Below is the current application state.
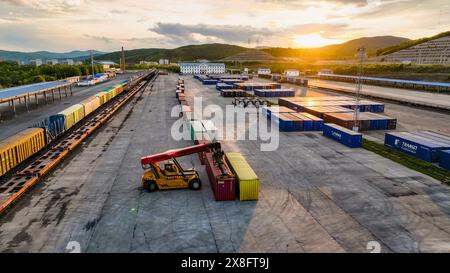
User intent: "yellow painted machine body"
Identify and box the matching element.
[0,128,45,177]
[142,160,199,190]
[225,152,259,201]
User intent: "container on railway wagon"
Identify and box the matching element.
[216,83,233,91]
[225,152,259,201]
[80,96,102,116]
[304,106,353,118]
[439,150,450,170]
[254,88,295,97]
[0,128,46,177]
[95,92,109,105]
[33,115,66,143]
[202,79,218,85]
[323,123,362,148]
[56,104,85,131]
[384,132,450,162]
[205,152,236,201]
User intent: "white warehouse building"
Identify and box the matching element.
[180,63,226,74]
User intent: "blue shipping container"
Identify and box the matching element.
[439,150,450,170]
[323,123,362,148]
[272,113,294,132]
[384,132,450,162]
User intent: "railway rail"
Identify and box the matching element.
[0,70,157,215]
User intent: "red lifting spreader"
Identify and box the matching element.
[141,142,223,168]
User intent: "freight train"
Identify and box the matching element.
[0,80,129,177]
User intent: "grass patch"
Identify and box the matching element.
[362,138,450,184]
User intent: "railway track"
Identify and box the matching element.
[0,70,158,215]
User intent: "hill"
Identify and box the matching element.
[376,31,450,56]
[95,44,248,63]
[94,36,410,63]
[262,36,410,60]
[222,49,275,62]
[0,50,105,62]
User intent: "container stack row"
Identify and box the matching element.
[220,89,247,97]
[279,97,385,113]
[234,82,281,91]
[254,88,295,97]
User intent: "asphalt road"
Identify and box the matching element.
[0,74,449,253]
[308,79,450,111]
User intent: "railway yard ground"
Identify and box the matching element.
[0,74,450,253]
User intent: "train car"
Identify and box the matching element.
[80,95,102,116]
[33,115,66,144]
[0,128,46,177]
[96,92,109,105]
[55,104,85,131]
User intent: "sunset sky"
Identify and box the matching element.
[0,0,449,52]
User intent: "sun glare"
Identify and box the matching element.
[293,33,343,48]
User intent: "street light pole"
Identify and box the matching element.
[353,47,365,132]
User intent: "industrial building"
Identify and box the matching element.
[46,59,58,65]
[29,59,43,66]
[159,59,170,65]
[257,68,271,75]
[383,35,450,64]
[284,69,300,77]
[180,62,226,74]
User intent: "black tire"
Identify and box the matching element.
[189,178,202,190]
[143,180,157,192]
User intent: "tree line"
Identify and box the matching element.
[0,61,105,89]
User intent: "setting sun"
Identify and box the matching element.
[293,33,344,48]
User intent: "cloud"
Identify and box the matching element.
[148,22,350,46]
[2,0,84,12]
[149,22,273,45]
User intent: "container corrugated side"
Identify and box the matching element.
[439,150,450,170]
[323,123,362,148]
[205,153,235,201]
[384,132,450,162]
[58,104,85,130]
[225,152,259,201]
[80,96,101,116]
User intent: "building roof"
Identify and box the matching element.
[180,63,225,67]
[0,80,70,101]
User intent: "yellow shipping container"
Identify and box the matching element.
[59,104,85,130]
[225,152,259,201]
[80,96,101,116]
[96,92,109,105]
[0,128,45,176]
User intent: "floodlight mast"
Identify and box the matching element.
[353,47,365,132]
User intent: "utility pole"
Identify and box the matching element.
[121,46,126,73]
[90,50,94,77]
[353,47,365,132]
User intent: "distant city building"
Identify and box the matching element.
[257,68,271,75]
[139,61,158,65]
[180,63,226,74]
[61,59,74,65]
[383,35,450,64]
[159,59,170,65]
[284,69,300,77]
[29,59,43,66]
[46,59,58,65]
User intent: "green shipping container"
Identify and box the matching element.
[225,152,259,201]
